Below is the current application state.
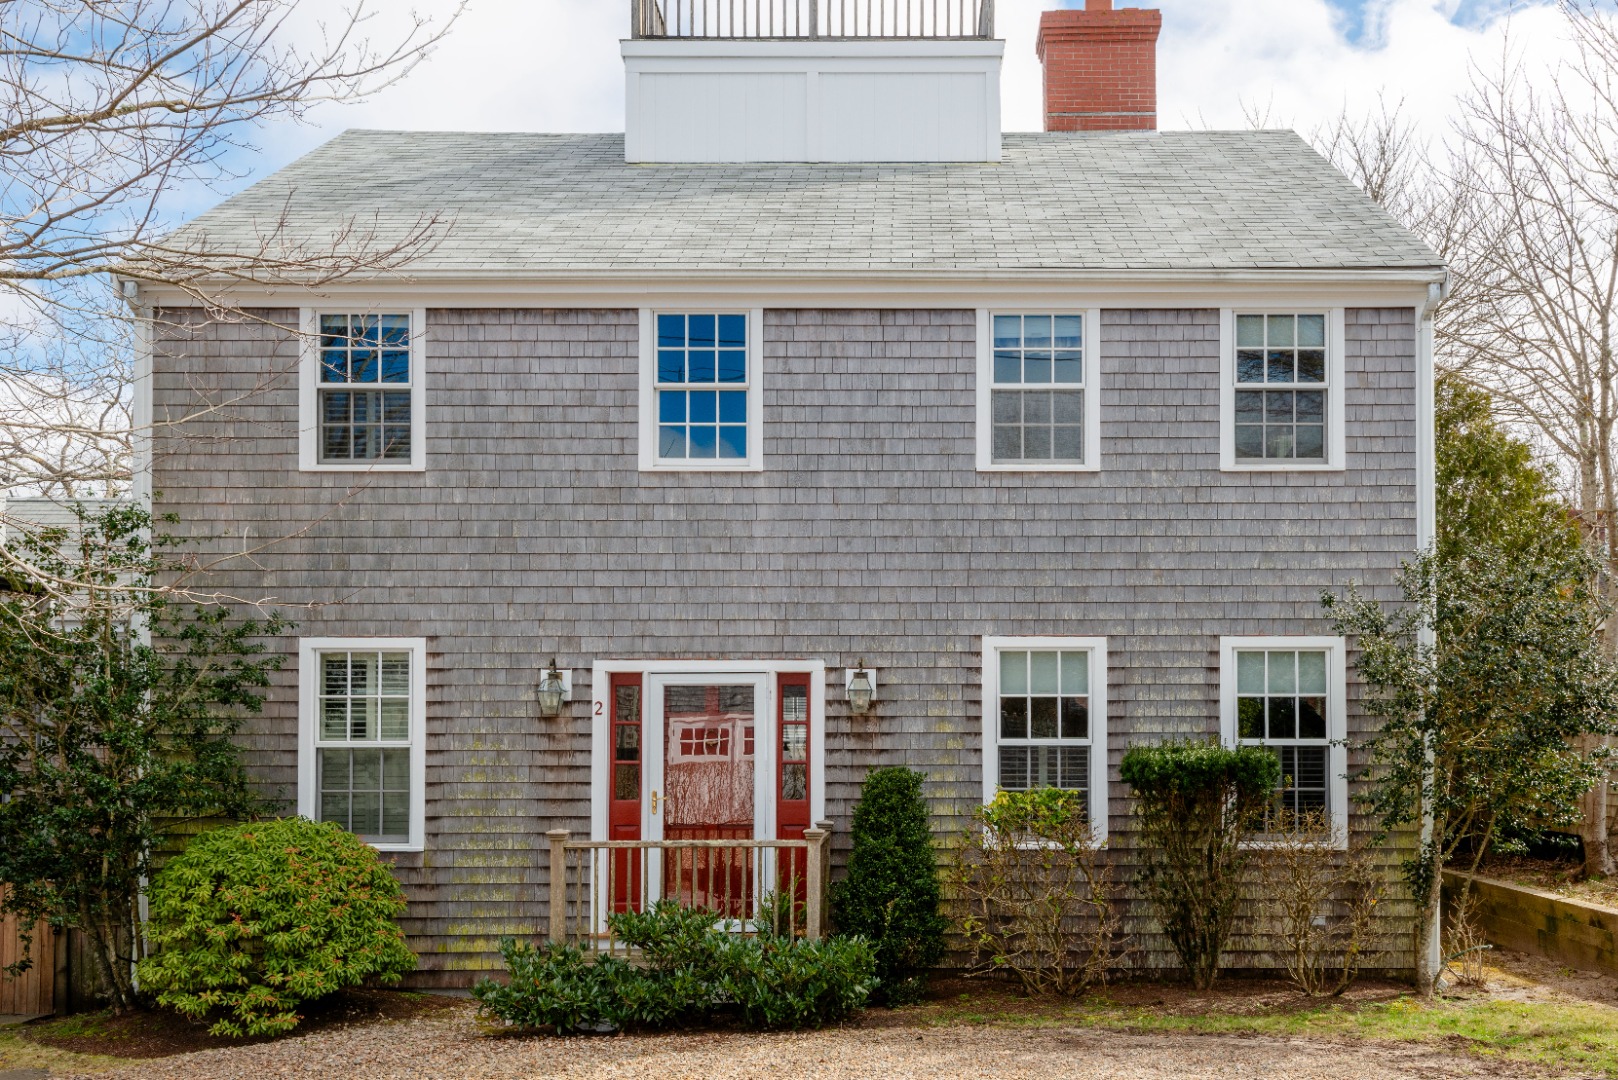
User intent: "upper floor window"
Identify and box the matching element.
[297,637,426,851]
[1222,310,1344,472]
[981,636,1109,842]
[1219,636,1347,845]
[639,310,762,472]
[977,310,1100,472]
[299,309,426,472]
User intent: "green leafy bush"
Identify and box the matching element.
[473,900,877,1033]
[830,767,946,1005]
[719,936,878,1030]
[951,788,1117,996]
[137,817,416,1036]
[1119,741,1280,989]
[472,942,645,1033]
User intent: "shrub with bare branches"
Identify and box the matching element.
[950,788,1117,997]
[1442,886,1492,989]
[1255,811,1390,997]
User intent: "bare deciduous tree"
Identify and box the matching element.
[1435,0,1618,875]
[0,0,458,512]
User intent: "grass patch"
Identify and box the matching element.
[0,1024,122,1075]
[913,985,1618,1077]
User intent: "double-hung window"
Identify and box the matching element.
[299,309,426,471]
[1220,636,1347,844]
[298,638,426,851]
[1222,310,1344,471]
[640,310,762,471]
[977,311,1101,471]
[981,637,1109,841]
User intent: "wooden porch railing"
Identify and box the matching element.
[546,825,832,954]
[631,0,995,39]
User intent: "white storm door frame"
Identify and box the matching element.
[643,670,775,838]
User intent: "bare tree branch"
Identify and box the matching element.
[0,0,460,502]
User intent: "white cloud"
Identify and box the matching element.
[242,1,1574,191]
[1147,0,1572,136]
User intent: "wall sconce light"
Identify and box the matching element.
[845,661,876,715]
[537,658,572,719]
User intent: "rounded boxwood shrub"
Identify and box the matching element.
[137,817,416,1036]
[830,767,946,1005]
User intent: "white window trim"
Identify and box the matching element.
[1218,635,1349,849]
[1218,308,1346,473]
[298,308,428,473]
[297,637,428,853]
[975,309,1102,473]
[980,636,1109,844]
[638,308,765,473]
[588,658,826,843]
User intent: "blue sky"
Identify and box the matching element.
[1323,0,1541,43]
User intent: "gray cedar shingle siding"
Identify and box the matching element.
[150,305,1418,982]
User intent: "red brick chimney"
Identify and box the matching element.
[1036,1,1163,133]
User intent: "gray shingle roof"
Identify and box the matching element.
[170,130,1442,276]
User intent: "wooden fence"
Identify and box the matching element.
[0,887,55,1017]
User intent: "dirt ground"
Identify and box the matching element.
[28,1010,1537,1080]
[3,950,1612,1080]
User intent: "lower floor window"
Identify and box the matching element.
[1269,745,1328,821]
[1222,637,1346,842]
[299,638,426,851]
[998,744,1090,793]
[319,748,412,842]
[982,637,1109,841]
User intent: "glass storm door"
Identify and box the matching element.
[644,675,769,918]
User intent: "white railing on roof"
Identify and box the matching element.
[630,0,995,39]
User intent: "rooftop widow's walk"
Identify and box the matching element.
[630,0,995,39]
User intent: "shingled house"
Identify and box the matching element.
[134,0,1447,984]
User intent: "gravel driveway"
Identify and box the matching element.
[54,1004,1527,1080]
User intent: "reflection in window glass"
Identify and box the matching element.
[656,313,748,461]
[990,314,1085,464]
[996,649,1091,800]
[315,649,413,844]
[1235,649,1330,826]
[1233,313,1326,461]
[318,314,413,462]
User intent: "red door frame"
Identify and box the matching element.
[599,668,816,914]
[776,673,812,905]
[607,672,642,912]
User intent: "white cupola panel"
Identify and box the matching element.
[623,40,1004,164]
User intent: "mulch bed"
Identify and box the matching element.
[855,974,1412,1028]
[17,987,461,1060]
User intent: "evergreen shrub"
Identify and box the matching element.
[829,767,946,1005]
[138,817,416,1036]
[473,900,876,1033]
[1119,740,1279,989]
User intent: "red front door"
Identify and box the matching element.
[605,670,814,919]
